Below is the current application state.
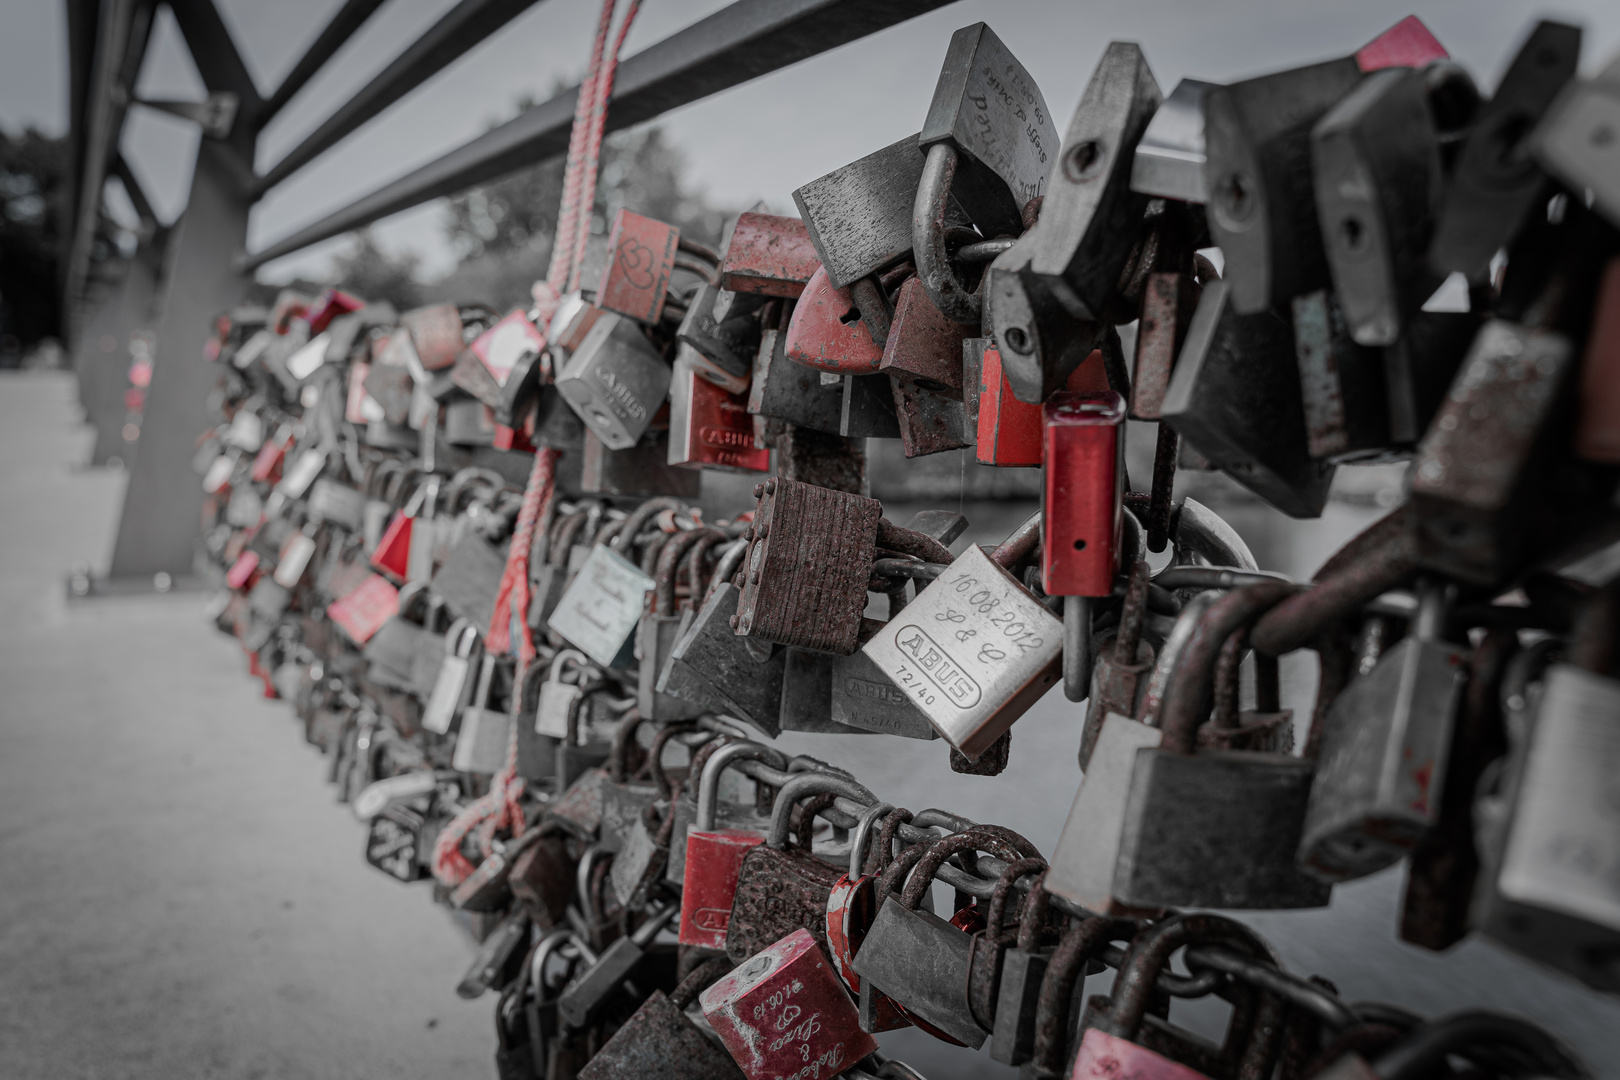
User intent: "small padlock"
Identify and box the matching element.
[675,285,765,389]
[326,572,399,646]
[977,345,1109,467]
[667,736,782,887]
[555,312,672,451]
[658,583,787,737]
[749,311,846,436]
[964,857,1050,1043]
[1197,627,1294,754]
[637,528,722,722]
[1300,581,1464,882]
[724,772,877,963]
[535,650,590,740]
[699,927,880,1080]
[610,722,702,906]
[548,540,657,668]
[665,354,770,473]
[678,745,784,950]
[451,654,511,774]
[1019,915,1141,1077]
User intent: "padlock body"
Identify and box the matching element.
[676,286,761,381]
[599,778,663,855]
[548,544,656,667]
[720,212,821,297]
[862,545,1063,759]
[1301,636,1464,881]
[852,900,986,1049]
[636,612,706,721]
[793,134,933,288]
[680,830,766,949]
[1291,290,1393,462]
[577,989,744,1080]
[452,705,511,774]
[1042,391,1125,597]
[535,680,582,740]
[327,573,399,645]
[725,845,845,963]
[892,379,972,459]
[556,313,672,450]
[989,946,1052,1065]
[469,308,544,386]
[580,429,702,499]
[830,650,939,740]
[666,357,769,472]
[1071,1027,1211,1080]
[700,928,877,1080]
[880,277,969,398]
[749,326,844,435]
[783,265,885,374]
[597,209,678,324]
[401,303,464,370]
[660,584,786,738]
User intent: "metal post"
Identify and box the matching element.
[105,136,252,581]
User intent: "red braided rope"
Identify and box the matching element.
[546,0,616,293]
[565,0,644,293]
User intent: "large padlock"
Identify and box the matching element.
[579,427,702,499]
[719,211,821,298]
[1290,289,1394,463]
[985,42,1160,403]
[1474,584,1620,994]
[555,311,672,451]
[912,22,1057,326]
[734,476,882,656]
[977,345,1109,467]
[1162,277,1336,518]
[724,772,876,963]
[667,737,782,887]
[677,745,785,950]
[577,956,745,1080]
[749,310,846,436]
[699,927,879,1080]
[861,543,1063,760]
[1300,581,1464,882]
[1109,583,1332,910]
[548,537,657,668]
[666,353,769,473]
[852,828,1033,1048]
[1430,20,1583,278]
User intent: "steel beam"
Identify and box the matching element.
[253,0,546,193]
[262,0,390,122]
[166,0,265,116]
[242,0,958,268]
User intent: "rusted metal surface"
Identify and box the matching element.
[667,359,770,473]
[966,857,1046,1030]
[1147,422,1179,553]
[1576,258,1620,463]
[783,264,886,374]
[724,842,846,963]
[950,729,1011,775]
[734,477,881,655]
[793,133,933,289]
[720,211,821,298]
[1080,561,1154,768]
[400,302,462,370]
[1250,513,1416,657]
[880,277,970,397]
[891,377,972,458]
[1043,391,1126,598]
[596,209,679,325]
[875,518,954,565]
[1133,272,1196,420]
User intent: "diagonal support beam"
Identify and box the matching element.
[166,0,266,121]
[241,0,960,271]
[253,0,547,194]
[261,0,390,123]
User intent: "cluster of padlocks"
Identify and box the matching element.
[190,11,1618,1080]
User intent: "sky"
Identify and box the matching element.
[4,0,1619,286]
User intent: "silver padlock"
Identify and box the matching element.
[554,311,672,451]
[536,650,591,741]
[422,621,480,735]
[547,540,657,668]
[452,655,510,774]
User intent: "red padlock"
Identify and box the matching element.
[784,264,885,374]
[721,212,822,298]
[249,427,292,483]
[1042,391,1127,598]
[469,308,545,386]
[597,208,679,325]
[327,573,399,645]
[977,347,1109,466]
[699,927,878,1080]
[225,550,260,591]
[824,802,895,995]
[668,355,771,473]
[370,511,412,581]
[681,829,766,950]
[306,288,362,334]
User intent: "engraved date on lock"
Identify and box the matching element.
[937,572,1047,656]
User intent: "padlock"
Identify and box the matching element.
[861,543,1063,759]
[1311,66,1444,348]
[964,857,1049,1041]
[596,711,662,854]
[977,345,1109,467]
[401,302,464,371]
[1079,561,1155,769]
[1300,582,1464,882]
[1110,583,1332,910]
[829,645,940,741]
[779,648,867,735]
[453,655,513,774]
[556,903,679,1030]
[878,277,969,397]
[431,528,508,635]
[465,307,545,391]
[1070,914,1281,1080]
[724,772,876,963]
[749,310,846,436]
[853,827,1033,1048]
[637,529,721,722]
[782,264,886,374]
[1534,45,1620,228]
[1162,277,1336,518]
[307,477,366,534]
[912,23,1057,325]
[699,927,879,1080]
[1290,289,1394,463]
[1132,272,1198,422]
[548,540,657,668]
[555,312,672,451]
[734,476,882,656]
[610,722,702,906]
[889,376,971,459]
[1474,584,1620,994]
[1574,258,1620,464]
[668,737,784,888]
[824,801,897,998]
[720,211,821,298]
[529,507,587,632]
[1018,916,1142,1077]
[678,747,784,951]
[840,371,903,439]
[676,285,765,389]
[666,354,769,472]
[1430,20,1583,278]
[597,208,680,325]
[1129,78,1216,203]
[577,956,745,1080]
[535,650,591,740]
[658,583,786,737]
[579,428,702,499]
[1198,627,1294,754]
[326,572,399,646]
[985,42,1159,403]
[273,524,319,588]
[1308,1009,1590,1080]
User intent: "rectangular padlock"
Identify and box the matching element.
[401,303,464,371]
[1291,289,1393,462]
[841,372,902,440]
[879,277,969,399]
[720,211,821,297]
[555,312,672,451]
[977,345,1108,467]
[666,354,770,473]
[468,308,545,387]
[580,428,702,499]
[862,544,1063,759]
[431,531,507,635]
[452,655,510,774]
[778,648,868,735]
[548,543,656,668]
[793,134,935,289]
[596,208,678,325]
[327,574,399,646]
[308,478,366,533]
[677,285,765,388]
[829,647,938,740]
[1162,278,1336,518]
[659,584,785,738]
[734,476,882,655]
[891,378,971,458]
[749,322,845,435]
[1042,391,1126,599]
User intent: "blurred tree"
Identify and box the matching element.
[0,128,73,354]
[328,228,422,312]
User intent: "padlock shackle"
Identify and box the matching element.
[1014,872,1052,952]
[607,709,654,783]
[899,827,1032,910]
[766,773,877,849]
[704,538,749,608]
[984,857,1047,938]
[1138,589,1220,724]
[875,518,955,565]
[1171,497,1258,571]
[549,509,590,567]
[1094,913,1277,1042]
[1181,945,1357,1030]
[912,141,983,326]
[1371,1010,1591,1080]
[988,510,1043,571]
[846,801,897,877]
[654,527,713,616]
[696,740,788,831]
[611,497,686,554]
[647,721,704,801]
[684,528,729,609]
[1029,916,1142,1076]
[444,618,478,657]
[1159,581,1302,753]
[528,927,586,1005]
[1250,505,1417,657]
[628,901,679,947]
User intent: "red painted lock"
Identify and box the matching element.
[1042,391,1127,598]
[824,802,895,995]
[400,303,463,371]
[784,264,885,374]
[470,308,545,386]
[327,573,399,645]
[249,427,292,483]
[226,550,260,591]
[1071,1028,1210,1080]
[699,927,878,1080]
[977,347,1109,466]
[597,208,679,324]
[721,212,822,298]
[492,423,536,452]
[306,288,362,334]
[371,511,412,581]
[680,829,765,950]
[1353,14,1447,73]
[668,355,770,473]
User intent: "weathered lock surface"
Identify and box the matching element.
[556,313,672,451]
[596,209,679,325]
[1430,20,1582,277]
[1079,562,1156,768]
[1300,583,1465,882]
[1042,392,1125,599]
[700,928,878,1080]
[659,583,786,737]
[891,378,971,459]
[720,211,821,297]
[1132,273,1197,421]
[862,544,1062,759]
[577,957,745,1080]
[432,530,507,634]
[830,648,940,741]
[977,345,1108,467]
[1130,78,1215,203]
[986,42,1160,402]
[840,372,902,440]
[1311,66,1442,347]
[1534,51,1620,230]
[675,285,763,384]
[327,573,399,646]
[1162,278,1336,518]
[1290,290,1392,462]
[1408,319,1574,584]
[734,477,881,656]
[750,320,845,435]
[401,303,464,371]
[452,656,511,774]
[783,265,886,374]
[792,134,937,289]
[666,355,769,473]
[580,428,702,499]
[879,278,969,398]
[549,543,656,668]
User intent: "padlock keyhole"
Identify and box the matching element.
[839,306,863,326]
[1073,539,1087,550]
